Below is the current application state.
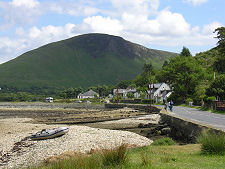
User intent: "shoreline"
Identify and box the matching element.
[0,106,158,168]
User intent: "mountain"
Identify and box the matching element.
[0,33,177,91]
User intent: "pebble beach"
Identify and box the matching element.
[0,117,153,168]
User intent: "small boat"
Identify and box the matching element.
[30,127,69,140]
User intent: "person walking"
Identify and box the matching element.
[169,100,174,112]
[164,100,168,111]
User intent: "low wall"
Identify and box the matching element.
[105,103,160,113]
[160,112,225,143]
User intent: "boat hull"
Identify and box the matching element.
[30,127,69,140]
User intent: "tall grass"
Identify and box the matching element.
[197,130,225,155]
[101,144,128,166]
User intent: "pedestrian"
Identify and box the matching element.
[164,100,168,111]
[169,100,174,112]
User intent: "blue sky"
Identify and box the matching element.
[0,0,224,63]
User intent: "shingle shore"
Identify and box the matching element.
[0,118,153,168]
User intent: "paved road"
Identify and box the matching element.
[168,106,225,131]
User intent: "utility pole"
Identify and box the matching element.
[149,71,152,112]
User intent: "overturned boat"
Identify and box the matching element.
[30,127,69,140]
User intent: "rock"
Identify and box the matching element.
[161,127,171,135]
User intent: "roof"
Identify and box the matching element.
[78,90,99,96]
[149,83,163,89]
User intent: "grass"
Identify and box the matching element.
[29,143,225,169]
[197,130,225,155]
[151,137,176,146]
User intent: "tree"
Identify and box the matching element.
[206,74,225,100]
[156,54,205,102]
[133,62,155,88]
[213,27,225,73]
[180,46,192,57]
[214,27,225,53]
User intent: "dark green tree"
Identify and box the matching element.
[213,27,225,73]
[180,46,192,57]
[156,54,205,102]
[206,74,225,100]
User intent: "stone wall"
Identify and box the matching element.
[105,103,160,113]
[160,112,225,143]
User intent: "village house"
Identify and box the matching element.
[148,83,171,102]
[113,87,139,98]
[46,97,53,103]
[77,90,99,99]
[113,83,171,102]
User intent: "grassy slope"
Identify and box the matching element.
[33,144,225,169]
[0,34,176,90]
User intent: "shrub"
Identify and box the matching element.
[204,96,216,108]
[151,137,176,146]
[101,144,128,166]
[186,98,193,105]
[197,130,225,155]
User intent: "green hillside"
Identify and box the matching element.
[0,33,177,91]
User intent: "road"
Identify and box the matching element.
[167,106,225,131]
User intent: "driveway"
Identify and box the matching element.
[169,106,225,131]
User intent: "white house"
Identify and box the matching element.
[148,83,171,102]
[77,90,99,99]
[46,97,53,103]
[113,87,139,98]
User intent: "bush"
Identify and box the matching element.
[101,144,128,166]
[197,130,225,155]
[151,137,176,146]
[186,98,193,105]
[204,96,216,109]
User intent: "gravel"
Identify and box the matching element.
[0,118,153,169]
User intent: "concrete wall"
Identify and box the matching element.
[160,112,225,143]
[105,103,225,143]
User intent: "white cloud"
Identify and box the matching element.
[0,24,77,64]
[10,0,40,8]
[48,1,99,16]
[202,22,223,34]
[82,16,123,35]
[0,0,41,29]
[110,0,159,16]
[184,0,208,6]
[0,0,223,63]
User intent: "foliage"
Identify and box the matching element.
[197,130,225,155]
[116,80,132,89]
[185,98,193,105]
[88,85,113,97]
[213,27,225,73]
[0,92,44,102]
[126,92,134,99]
[193,80,210,105]
[151,137,176,146]
[214,27,225,54]
[156,50,205,103]
[59,87,83,99]
[180,46,192,57]
[206,74,225,100]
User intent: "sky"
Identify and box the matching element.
[0,0,224,64]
